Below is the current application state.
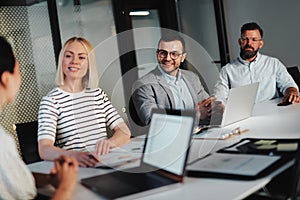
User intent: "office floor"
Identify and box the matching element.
[244,167,293,200]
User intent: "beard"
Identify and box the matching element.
[240,46,258,60]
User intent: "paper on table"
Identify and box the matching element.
[223,139,251,152]
[193,127,229,140]
[86,140,143,168]
[193,127,249,140]
[188,153,280,176]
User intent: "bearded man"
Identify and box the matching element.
[213,22,299,104]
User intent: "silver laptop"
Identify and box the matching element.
[200,82,259,128]
[81,109,196,199]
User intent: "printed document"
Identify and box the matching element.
[188,153,280,176]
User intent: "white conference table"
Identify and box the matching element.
[28,98,300,200]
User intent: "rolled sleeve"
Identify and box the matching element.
[38,96,58,142]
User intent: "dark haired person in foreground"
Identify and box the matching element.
[0,36,78,200]
[213,22,299,105]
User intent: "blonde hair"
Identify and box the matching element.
[55,37,99,89]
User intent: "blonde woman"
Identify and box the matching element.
[38,37,131,167]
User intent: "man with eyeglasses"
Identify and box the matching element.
[213,22,299,105]
[131,32,217,126]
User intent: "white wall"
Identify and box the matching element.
[56,0,128,122]
[52,0,300,120]
[178,0,221,93]
[223,0,300,67]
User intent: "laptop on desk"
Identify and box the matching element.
[199,82,259,129]
[81,109,196,199]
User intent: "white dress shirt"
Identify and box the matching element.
[158,66,194,110]
[213,52,298,103]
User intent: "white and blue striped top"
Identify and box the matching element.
[38,87,123,151]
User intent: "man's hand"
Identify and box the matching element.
[197,96,216,119]
[197,97,225,122]
[282,87,300,104]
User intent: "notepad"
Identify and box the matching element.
[187,138,299,180]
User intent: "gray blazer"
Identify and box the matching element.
[132,66,209,125]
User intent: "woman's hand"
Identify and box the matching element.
[68,151,99,168]
[49,156,78,188]
[95,139,116,157]
[49,156,79,200]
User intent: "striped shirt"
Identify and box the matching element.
[38,87,123,151]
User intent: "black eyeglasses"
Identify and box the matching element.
[240,36,262,42]
[157,49,184,60]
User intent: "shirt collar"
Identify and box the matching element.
[158,66,182,83]
[238,52,261,65]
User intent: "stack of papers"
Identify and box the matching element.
[87,140,144,168]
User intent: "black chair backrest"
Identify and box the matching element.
[128,95,150,137]
[16,121,41,164]
[287,66,300,89]
[277,66,300,97]
[128,96,145,127]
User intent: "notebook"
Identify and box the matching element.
[199,82,259,129]
[81,109,196,199]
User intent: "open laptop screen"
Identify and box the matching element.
[143,110,195,175]
[199,82,259,128]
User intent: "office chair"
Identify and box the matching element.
[287,66,300,89]
[128,96,145,127]
[244,141,300,200]
[15,121,41,164]
[277,66,300,97]
[128,95,150,137]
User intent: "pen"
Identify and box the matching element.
[220,128,250,140]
